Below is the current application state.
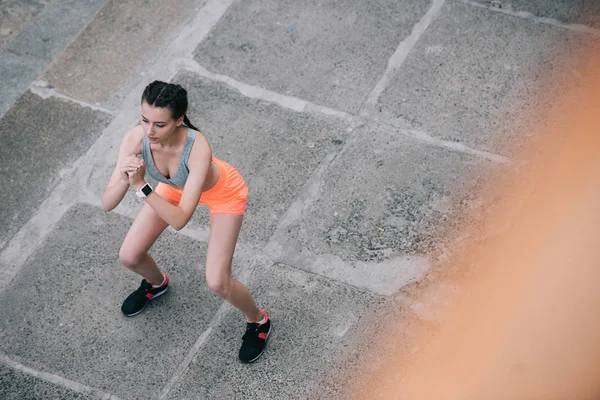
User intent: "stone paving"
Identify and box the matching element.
[1,0,599,398]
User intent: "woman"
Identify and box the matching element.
[102,81,270,363]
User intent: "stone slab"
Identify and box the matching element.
[0,364,94,400]
[173,70,351,246]
[282,122,487,264]
[0,92,111,251]
[377,1,595,154]
[193,0,431,113]
[169,261,387,400]
[8,0,106,61]
[0,0,50,53]
[0,51,46,117]
[265,235,431,296]
[42,0,208,108]
[468,0,600,29]
[0,203,224,399]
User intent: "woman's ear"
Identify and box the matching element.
[176,115,184,127]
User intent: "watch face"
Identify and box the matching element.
[141,184,153,196]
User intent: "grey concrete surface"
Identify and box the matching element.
[0,204,223,399]
[2,0,599,398]
[467,0,600,29]
[0,51,46,116]
[377,0,596,155]
[176,70,352,246]
[0,91,111,252]
[284,122,480,260]
[0,364,94,400]
[0,0,107,118]
[0,0,51,53]
[42,0,208,109]
[262,120,497,295]
[7,0,105,60]
[194,0,431,113]
[168,262,386,400]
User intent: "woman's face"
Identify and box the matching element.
[140,101,182,143]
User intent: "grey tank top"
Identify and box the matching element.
[142,127,195,187]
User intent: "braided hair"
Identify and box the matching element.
[141,81,200,131]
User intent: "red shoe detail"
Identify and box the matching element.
[145,293,154,299]
[261,310,269,322]
[258,332,268,340]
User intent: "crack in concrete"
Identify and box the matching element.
[0,353,123,400]
[158,305,227,399]
[158,254,260,399]
[455,0,600,37]
[30,80,114,114]
[263,258,391,299]
[264,235,431,297]
[361,0,446,115]
[177,58,362,127]
[396,128,510,164]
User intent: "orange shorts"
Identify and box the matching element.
[155,157,248,215]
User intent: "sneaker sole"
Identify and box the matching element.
[244,324,272,364]
[123,286,169,317]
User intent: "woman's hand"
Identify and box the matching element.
[127,159,147,189]
[119,154,143,182]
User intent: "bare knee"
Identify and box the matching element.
[119,245,144,270]
[206,272,231,298]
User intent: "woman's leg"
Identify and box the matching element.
[119,202,169,285]
[205,213,262,322]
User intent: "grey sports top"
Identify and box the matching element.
[142,127,196,187]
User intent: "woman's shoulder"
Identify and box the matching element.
[127,125,145,140]
[188,128,210,147]
[121,125,144,153]
[187,129,212,164]
[187,127,204,140]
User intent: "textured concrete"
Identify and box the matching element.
[175,70,351,246]
[7,0,105,60]
[264,121,492,295]
[0,92,111,252]
[0,364,94,400]
[0,0,50,53]
[0,0,107,118]
[194,0,431,113]
[377,1,594,154]
[168,262,386,400]
[0,204,224,400]
[467,0,600,29]
[42,0,208,108]
[0,51,46,117]
[2,0,600,398]
[285,122,481,259]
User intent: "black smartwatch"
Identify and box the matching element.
[135,183,153,198]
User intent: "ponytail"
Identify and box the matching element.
[183,115,200,132]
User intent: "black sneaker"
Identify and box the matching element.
[121,273,169,317]
[239,310,271,363]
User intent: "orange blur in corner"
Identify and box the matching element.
[370,48,600,398]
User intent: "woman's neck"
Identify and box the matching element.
[155,126,186,148]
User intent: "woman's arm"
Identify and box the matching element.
[102,127,143,211]
[128,133,212,230]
